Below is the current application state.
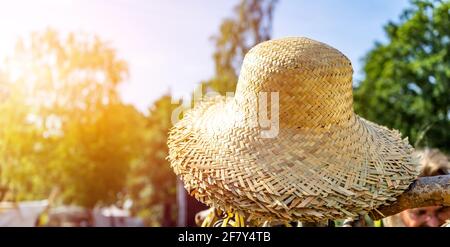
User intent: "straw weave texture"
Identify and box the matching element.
[168,37,419,222]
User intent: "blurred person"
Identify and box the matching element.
[383,148,450,227]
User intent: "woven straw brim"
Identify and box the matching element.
[168,96,418,222]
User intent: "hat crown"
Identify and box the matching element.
[235,37,354,128]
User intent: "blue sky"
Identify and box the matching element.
[0,0,410,112]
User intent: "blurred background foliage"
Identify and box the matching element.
[0,0,448,226]
[0,30,146,208]
[127,95,180,226]
[202,0,277,95]
[354,0,449,152]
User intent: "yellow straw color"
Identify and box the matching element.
[168,37,419,222]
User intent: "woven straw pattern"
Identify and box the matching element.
[168,37,419,222]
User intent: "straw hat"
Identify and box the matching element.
[168,37,419,222]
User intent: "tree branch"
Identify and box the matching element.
[369,175,450,220]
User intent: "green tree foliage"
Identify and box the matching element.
[0,29,146,207]
[128,95,180,226]
[203,0,277,95]
[354,0,449,152]
[59,103,146,208]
